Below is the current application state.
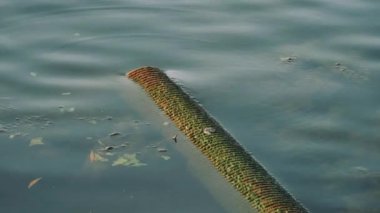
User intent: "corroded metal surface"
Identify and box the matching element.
[127,66,308,213]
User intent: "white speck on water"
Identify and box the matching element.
[161,155,171,160]
[30,72,37,77]
[9,132,21,139]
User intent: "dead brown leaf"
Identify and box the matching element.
[28,177,42,189]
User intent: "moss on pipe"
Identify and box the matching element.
[127,66,308,213]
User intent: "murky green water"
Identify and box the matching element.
[1,0,380,212]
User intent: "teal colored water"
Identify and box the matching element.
[1,0,380,212]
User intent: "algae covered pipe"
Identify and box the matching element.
[127,66,308,213]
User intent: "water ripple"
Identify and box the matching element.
[0,4,196,32]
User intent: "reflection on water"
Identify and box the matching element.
[1,0,380,212]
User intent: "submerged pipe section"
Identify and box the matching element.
[127,66,308,213]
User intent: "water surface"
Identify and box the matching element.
[1,0,380,212]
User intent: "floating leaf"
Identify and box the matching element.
[28,177,42,189]
[89,150,96,162]
[96,154,108,162]
[89,150,109,162]
[30,137,44,146]
[112,153,147,167]
[161,155,171,161]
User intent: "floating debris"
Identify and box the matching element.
[203,127,216,135]
[61,92,71,96]
[30,72,37,77]
[334,62,368,81]
[9,132,22,139]
[104,146,114,151]
[335,62,347,71]
[58,106,65,112]
[89,150,108,162]
[28,177,42,189]
[157,148,168,153]
[95,153,108,162]
[280,56,296,63]
[44,121,53,126]
[172,134,177,143]
[58,106,75,113]
[112,153,147,167]
[163,121,170,126]
[29,137,44,146]
[161,155,171,161]
[109,132,121,137]
[105,152,115,156]
[89,150,96,162]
